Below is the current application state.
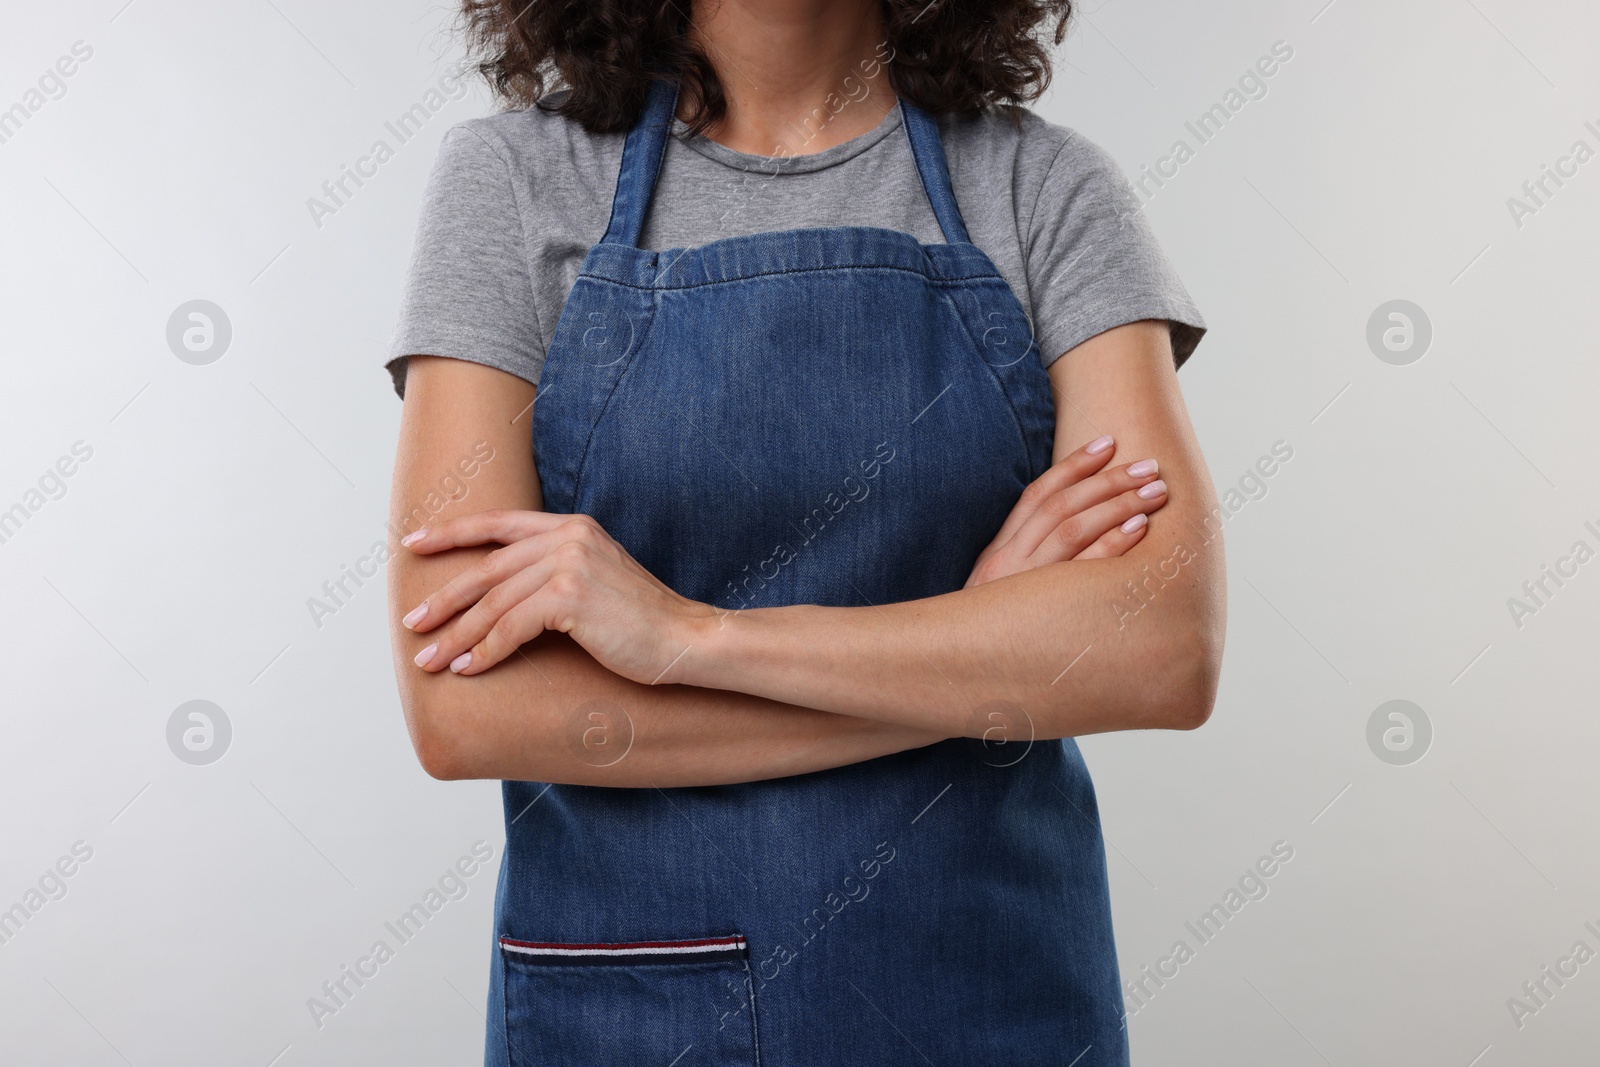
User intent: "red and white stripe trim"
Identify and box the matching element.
[499,934,748,966]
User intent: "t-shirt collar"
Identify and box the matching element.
[672,99,904,174]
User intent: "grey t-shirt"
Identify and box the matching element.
[385,91,1205,399]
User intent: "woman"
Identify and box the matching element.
[384,1,1224,1063]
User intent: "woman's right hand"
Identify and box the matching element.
[964,434,1168,588]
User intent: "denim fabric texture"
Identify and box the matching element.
[485,77,1130,1066]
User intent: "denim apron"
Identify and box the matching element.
[487,78,1129,1066]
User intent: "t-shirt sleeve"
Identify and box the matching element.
[384,122,544,399]
[1024,131,1206,370]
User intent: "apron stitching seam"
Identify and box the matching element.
[567,291,662,504]
[583,263,1001,293]
[936,289,1038,472]
[744,957,763,1067]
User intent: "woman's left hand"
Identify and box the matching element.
[399,510,716,683]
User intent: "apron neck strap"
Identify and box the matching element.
[601,77,681,247]
[601,76,972,247]
[897,97,971,245]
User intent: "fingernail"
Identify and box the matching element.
[1128,459,1159,477]
[1137,479,1167,500]
[401,529,427,547]
[1086,434,1114,455]
[449,652,472,673]
[1121,513,1148,533]
[413,642,438,667]
[402,602,428,629]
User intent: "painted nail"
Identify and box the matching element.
[1086,434,1114,455]
[1121,513,1148,534]
[1137,479,1167,500]
[402,602,428,629]
[1127,459,1159,477]
[449,652,472,673]
[401,529,428,547]
[413,642,438,667]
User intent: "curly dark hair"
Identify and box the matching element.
[457,0,1074,136]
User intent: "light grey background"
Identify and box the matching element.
[2,1,1596,1064]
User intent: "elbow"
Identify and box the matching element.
[417,736,468,782]
[1152,610,1225,732]
[1142,552,1227,731]
[1163,658,1219,731]
[401,691,472,781]
[1035,620,1222,737]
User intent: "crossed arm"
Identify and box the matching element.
[385,319,1226,786]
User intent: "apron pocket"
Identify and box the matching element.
[499,934,759,1067]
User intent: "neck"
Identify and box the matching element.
[686,0,895,157]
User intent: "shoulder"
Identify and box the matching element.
[431,90,624,188]
[935,105,1108,182]
[935,104,1138,224]
[936,104,1072,167]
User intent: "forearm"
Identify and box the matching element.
[397,629,949,785]
[676,519,1226,739]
